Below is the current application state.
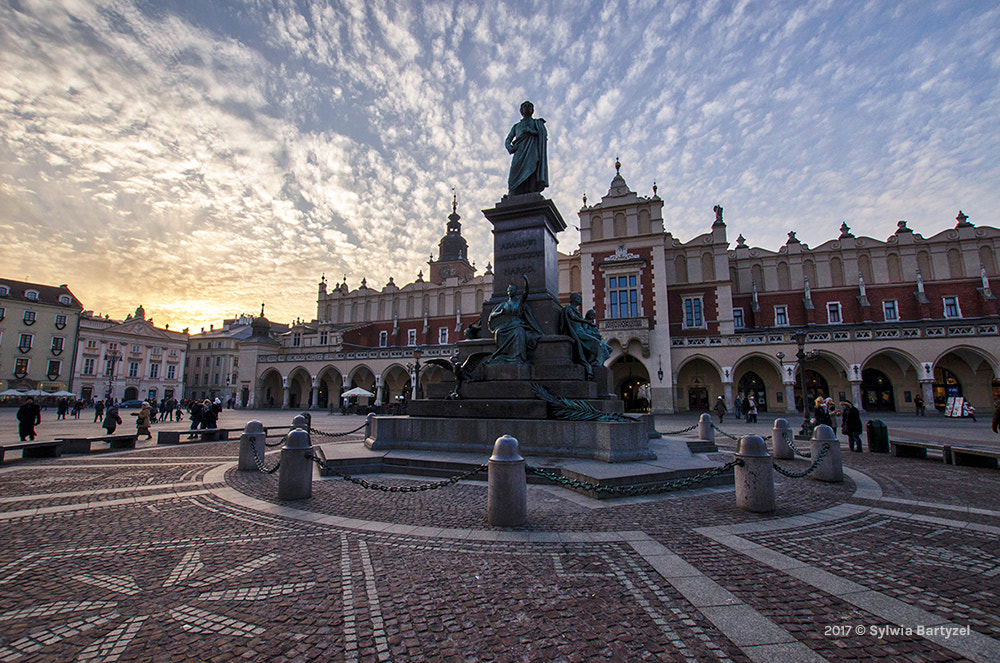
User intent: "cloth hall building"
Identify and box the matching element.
[238,170,1000,417]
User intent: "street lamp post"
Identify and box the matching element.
[411,348,423,400]
[794,330,812,437]
[104,346,122,403]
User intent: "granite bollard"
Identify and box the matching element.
[810,424,843,483]
[488,435,527,527]
[237,420,266,471]
[698,413,715,446]
[277,429,314,500]
[771,418,794,460]
[735,435,775,513]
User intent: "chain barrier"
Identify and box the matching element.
[307,422,368,439]
[710,423,772,442]
[311,455,488,493]
[265,434,288,448]
[773,443,829,478]
[248,439,281,474]
[784,436,810,458]
[657,423,699,436]
[526,459,743,497]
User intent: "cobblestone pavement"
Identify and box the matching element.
[2,414,1000,661]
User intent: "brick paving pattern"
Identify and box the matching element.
[2,411,999,661]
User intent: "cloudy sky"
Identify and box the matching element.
[2,0,998,330]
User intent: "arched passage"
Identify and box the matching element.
[733,354,784,414]
[674,356,723,413]
[286,368,312,409]
[316,366,343,409]
[860,349,921,412]
[257,369,283,408]
[933,347,1000,412]
[381,364,410,405]
[610,354,651,412]
[861,368,895,412]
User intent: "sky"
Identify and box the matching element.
[2,0,999,331]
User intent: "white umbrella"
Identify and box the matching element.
[341,387,375,398]
[48,390,76,397]
[24,389,45,396]
[0,389,27,397]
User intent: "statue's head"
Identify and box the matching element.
[570,292,582,306]
[507,284,517,297]
[585,309,596,322]
[520,100,534,118]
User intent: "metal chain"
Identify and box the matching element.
[313,455,488,492]
[249,440,281,474]
[657,423,699,435]
[265,434,289,448]
[526,459,743,497]
[785,436,810,458]
[773,443,829,478]
[710,424,772,442]
[307,422,368,438]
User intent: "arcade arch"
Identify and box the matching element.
[286,367,312,409]
[257,369,283,408]
[931,347,1000,412]
[315,366,344,409]
[859,350,921,412]
[733,354,783,413]
[610,353,651,412]
[674,355,723,413]
[381,364,410,405]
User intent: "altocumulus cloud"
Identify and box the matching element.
[1,0,998,329]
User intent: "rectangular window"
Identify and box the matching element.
[292,333,301,347]
[214,374,220,384]
[87,339,97,349]
[216,357,221,366]
[193,374,199,385]
[169,349,178,357]
[0,307,5,321]
[883,300,898,322]
[15,357,29,375]
[379,330,388,348]
[128,361,139,378]
[608,275,639,319]
[943,296,961,318]
[18,333,32,351]
[407,329,417,346]
[774,305,789,327]
[319,330,329,345]
[150,363,160,379]
[827,302,842,324]
[167,365,176,380]
[83,357,95,375]
[438,327,448,344]
[55,314,67,328]
[51,337,65,353]
[195,356,201,367]
[105,359,116,376]
[23,310,36,325]
[47,360,61,377]
[733,308,745,329]
[683,297,703,328]
[152,347,162,356]
[132,344,141,353]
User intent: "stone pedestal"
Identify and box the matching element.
[735,435,775,513]
[488,435,527,527]
[481,193,566,334]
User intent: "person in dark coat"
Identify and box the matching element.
[102,405,122,434]
[94,400,105,422]
[841,400,864,452]
[188,400,204,439]
[812,396,833,427]
[713,396,727,422]
[16,396,42,441]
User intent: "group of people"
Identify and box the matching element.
[54,399,84,420]
[810,397,865,452]
[713,394,866,451]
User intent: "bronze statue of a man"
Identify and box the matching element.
[505,101,548,195]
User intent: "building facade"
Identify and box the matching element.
[71,306,188,404]
[0,279,83,394]
[185,315,258,404]
[571,164,1000,415]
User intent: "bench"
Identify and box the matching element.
[57,435,138,454]
[0,440,63,464]
[890,439,951,462]
[157,428,231,445]
[950,445,1000,469]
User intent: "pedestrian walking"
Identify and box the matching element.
[914,394,925,416]
[94,400,105,422]
[188,400,204,439]
[102,405,123,435]
[132,402,153,440]
[748,396,758,423]
[16,396,42,441]
[714,396,727,423]
[56,399,68,420]
[963,401,977,422]
[71,400,82,418]
[841,400,864,451]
